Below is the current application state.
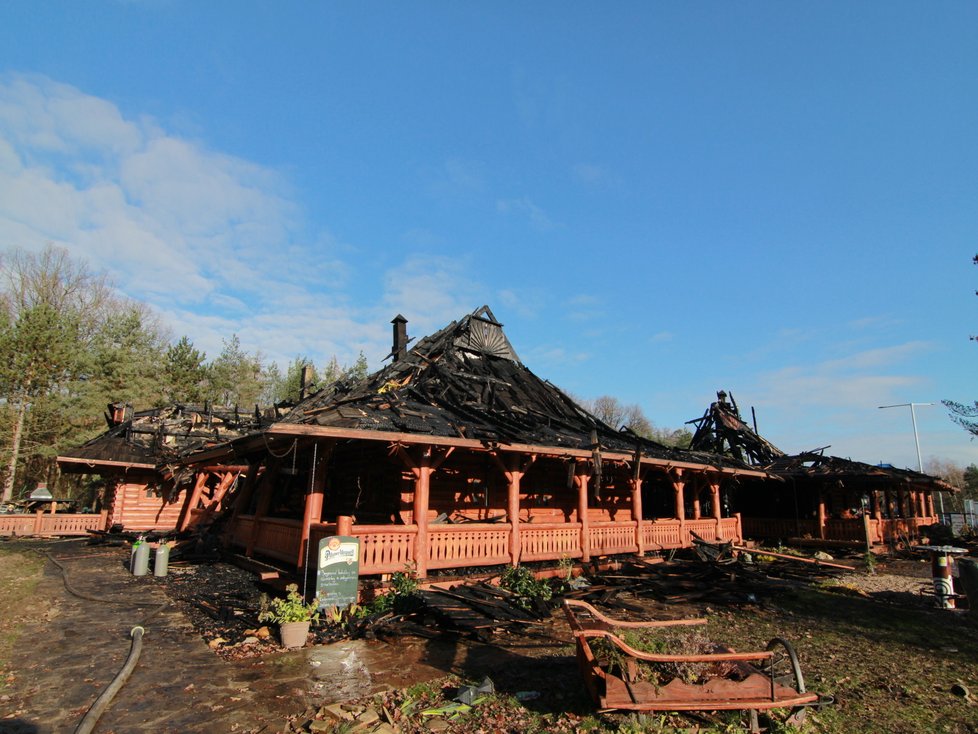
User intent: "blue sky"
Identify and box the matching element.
[0,2,976,469]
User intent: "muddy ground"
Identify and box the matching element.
[2,538,977,733]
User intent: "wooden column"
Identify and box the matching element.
[692,475,702,521]
[337,515,353,536]
[926,492,936,518]
[709,478,722,539]
[872,491,883,521]
[670,469,686,544]
[575,463,591,562]
[630,475,644,555]
[496,454,534,566]
[298,444,330,569]
[413,448,433,578]
[817,491,827,540]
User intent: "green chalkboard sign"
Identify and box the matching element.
[316,535,360,610]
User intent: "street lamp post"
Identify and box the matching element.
[878,402,941,516]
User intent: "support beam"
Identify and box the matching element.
[298,444,330,569]
[178,472,209,532]
[507,456,523,566]
[670,468,686,543]
[413,448,433,578]
[817,491,827,540]
[630,475,644,555]
[709,477,722,539]
[575,462,591,562]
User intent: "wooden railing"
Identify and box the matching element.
[230,516,254,547]
[0,511,107,537]
[824,518,870,542]
[354,524,416,574]
[428,523,511,570]
[682,517,741,543]
[229,513,746,576]
[643,520,683,549]
[589,521,638,556]
[253,518,302,563]
[878,517,930,542]
[521,522,581,562]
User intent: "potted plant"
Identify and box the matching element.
[259,583,319,648]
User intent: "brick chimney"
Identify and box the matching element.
[391,314,408,362]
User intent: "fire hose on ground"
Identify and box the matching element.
[42,544,169,734]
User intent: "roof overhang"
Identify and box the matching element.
[226,423,768,478]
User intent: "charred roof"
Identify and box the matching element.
[282,305,733,466]
[58,402,283,472]
[689,390,952,490]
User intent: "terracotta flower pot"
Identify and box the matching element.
[278,620,310,648]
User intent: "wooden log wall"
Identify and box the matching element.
[107,478,184,531]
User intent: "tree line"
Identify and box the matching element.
[0,246,366,504]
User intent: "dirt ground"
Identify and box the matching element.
[2,538,977,733]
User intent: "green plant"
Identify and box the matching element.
[257,583,319,624]
[499,565,552,609]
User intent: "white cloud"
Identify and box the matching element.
[496,196,558,231]
[0,74,496,375]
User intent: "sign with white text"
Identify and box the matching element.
[316,535,359,610]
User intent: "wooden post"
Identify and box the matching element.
[670,468,686,545]
[298,446,329,569]
[507,455,523,566]
[692,475,702,521]
[576,463,591,562]
[872,491,883,521]
[817,491,827,540]
[710,478,722,539]
[337,515,353,536]
[926,492,936,519]
[413,448,432,578]
[630,476,644,555]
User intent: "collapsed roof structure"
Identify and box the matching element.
[688,390,951,547]
[57,402,285,532]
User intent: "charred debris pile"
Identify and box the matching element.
[153,540,852,658]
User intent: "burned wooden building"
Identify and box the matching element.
[56,403,278,533]
[183,307,763,578]
[688,391,950,547]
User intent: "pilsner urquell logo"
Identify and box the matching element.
[320,537,357,565]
